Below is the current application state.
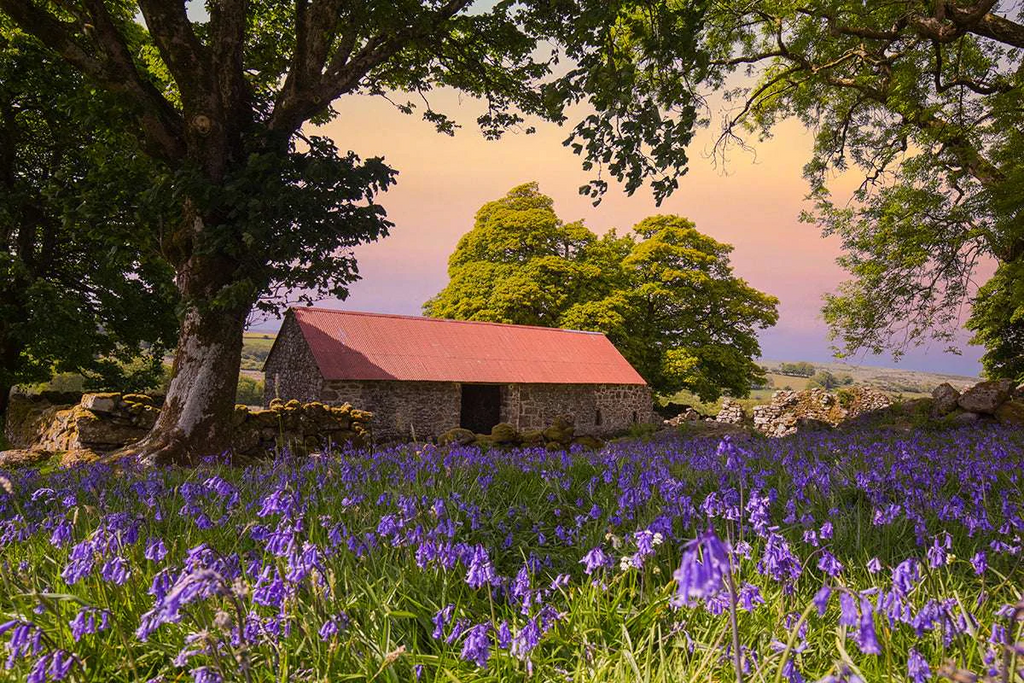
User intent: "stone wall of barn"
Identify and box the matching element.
[319,380,461,442]
[263,314,324,405]
[506,383,653,436]
[303,380,651,442]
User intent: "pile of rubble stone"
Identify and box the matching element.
[715,398,745,425]
[662,407,702,427]
[751,387,893,438]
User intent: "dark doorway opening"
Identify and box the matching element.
[460,384,502,434]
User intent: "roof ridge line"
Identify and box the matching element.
[291,306,604,335]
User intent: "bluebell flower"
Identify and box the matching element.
[496,621,512,649]
[892,559,920,596]
[511,618,541,660]
[907,648,931,682]
[465,545,496,589]
[857,597,881,654]
[817,550,843,577]
[813,585,832,616]
[738,583,764,612]
[866,557,882,574]
[145,538,168,562]
[460,623,491,668]
[926,538,947,568]
[101,556,131,585]
[971,551,987,575]
[839,592,858,627]
[432,605,454,640]
[69,607,110,641]
[191,667,223,683]
[580,546,611,575]
[671,528,731,607]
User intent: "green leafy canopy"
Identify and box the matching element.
[425,183,779,399]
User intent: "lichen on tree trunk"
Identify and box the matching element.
[128,299,247,467]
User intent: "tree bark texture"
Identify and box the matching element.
[132,297,247,466]
[129,203,250,466]
[0,382,10,434]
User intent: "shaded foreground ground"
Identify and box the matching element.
[0,427,1022,682]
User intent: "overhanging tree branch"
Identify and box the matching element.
[0,0,185,161]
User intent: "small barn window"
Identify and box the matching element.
[595,408,603,426]
[631,410,638,424]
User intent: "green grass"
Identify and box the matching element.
[242,332,276,371]
[0,429,1021,682]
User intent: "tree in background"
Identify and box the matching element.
[778,362,816,378]
[426,184,779,400]
[967,261,1024,382]
[0,0,707,464]
[806,371,854,391]
[638,1,1022,367]
[0,25,177,423]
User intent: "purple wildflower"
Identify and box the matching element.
[866,557,882,574]
[580,546,611,575]
[671,528,731,607]
[69,608,110,642]
[856,597,881,654]
[813,585,832,616]
[145,538,168,562]
[460,623,491,668]
[971,551,987,575]
[432,605,455,640]
[907,648,931,682]
[817,550,843,577]
[465,545,496,589]
[839,592,858,627]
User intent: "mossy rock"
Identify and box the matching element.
[268,398,285,410]
[251,409,282,429]
[571,435,604,450]
[542,426,573,445]
[59,448,102,467]
[550,415,574,431]
[995,400,1024,428]
[330,403,354,417]
[349,409,373,423]
[544,440,565,452]
[490,422,519,444]
[0,448,53,469]
[232,405,250,427]
[520,430,545,445]
[439,428,476,446]
[122,393,154,407]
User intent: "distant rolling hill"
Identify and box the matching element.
[759,358,979,397]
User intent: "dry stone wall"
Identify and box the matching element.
[2,393,371,468]
[752,388,893,437]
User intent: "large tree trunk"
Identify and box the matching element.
[127,203,250,467]
[0,382,10,441]
[130,299,247,467]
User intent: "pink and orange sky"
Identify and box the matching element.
[271,88,986,377]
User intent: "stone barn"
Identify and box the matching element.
[263,308,652,441]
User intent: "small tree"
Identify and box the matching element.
[427,185,779,400]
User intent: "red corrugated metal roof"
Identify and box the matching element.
[290,307,646,385]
